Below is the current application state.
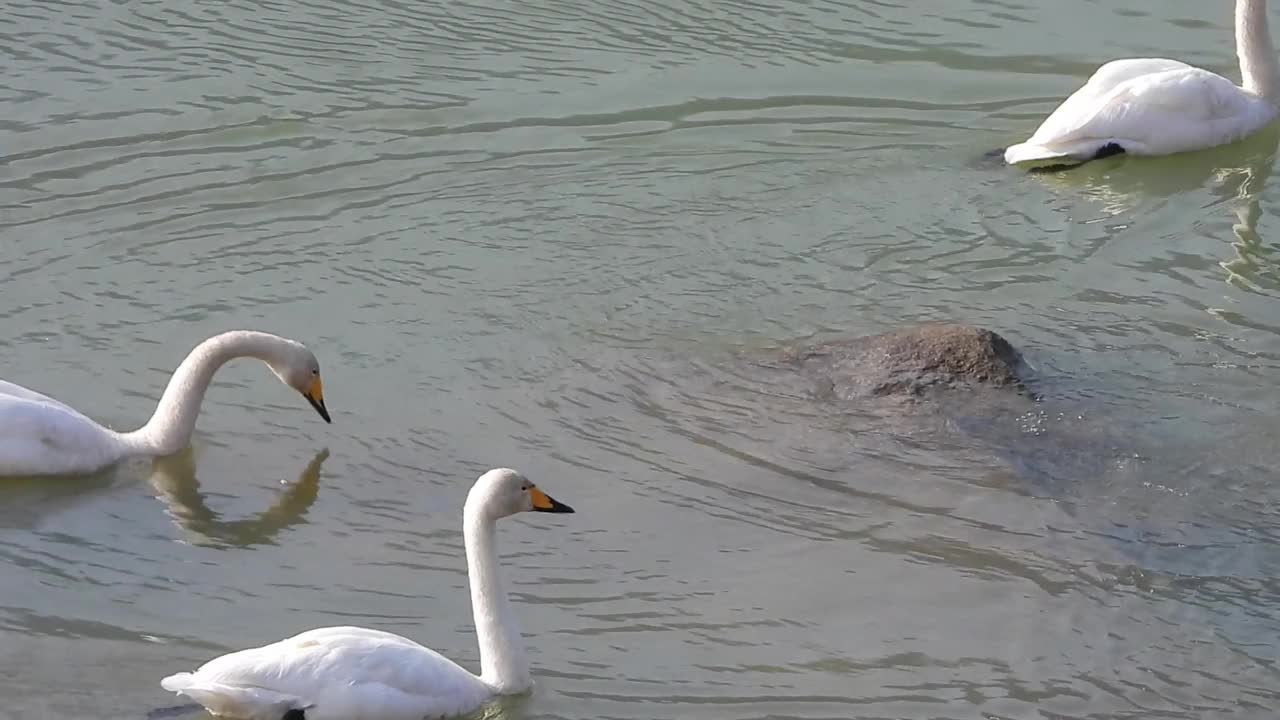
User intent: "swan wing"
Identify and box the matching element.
[162,626,494,720]
[0,387,119,476]
[1007,62,1272,163]
[1024,58,1191,139]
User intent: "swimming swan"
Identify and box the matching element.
[0,330,330,477]
[161,468,575,720]
[1005,0,1280,167]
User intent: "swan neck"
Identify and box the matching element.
[1238,0,1280,101]
[118,332,285,456]
[463,507,531,693]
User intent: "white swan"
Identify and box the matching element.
[1005,0,1280,167]
[0,330,330,477]
[161,468,575,720]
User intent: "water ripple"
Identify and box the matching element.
[3,0,1280,717]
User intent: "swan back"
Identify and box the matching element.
[1006,0,1280,165]
[0,386,123,476]
[1007,65,1276,165]
[162,626,492,720]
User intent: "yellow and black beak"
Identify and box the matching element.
[529,486,574,514]
[303,376,331,423]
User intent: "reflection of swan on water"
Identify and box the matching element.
[1216,139,1280,292]
[147,448,330,548]
[1024,126,1280,291]
[0,467,121,530]
[1024,125,1279,212]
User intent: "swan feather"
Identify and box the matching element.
[1008,62,1275,165]
[163,627,491,720]
[0,384,121,476]
[1006,1,1280,167]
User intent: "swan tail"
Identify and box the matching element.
[1005,139,1127,168]
[159,673,194,693]
[1003,141,1076,166]
[161,673,306,719]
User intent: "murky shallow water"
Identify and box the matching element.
[2,0,1279,718]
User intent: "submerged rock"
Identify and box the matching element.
[776,324,1028,400]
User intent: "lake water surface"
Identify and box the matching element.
[2,1,1279,718]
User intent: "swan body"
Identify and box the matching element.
[1006,0,1280,167]
[0,379,124,476]
[161,627,491,720]
[0,331,330,477]
[161,468,575,720]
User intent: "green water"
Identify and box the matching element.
[2,1,1278,717]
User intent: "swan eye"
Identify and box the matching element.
[521,484,530,491]
[312,369,319,375]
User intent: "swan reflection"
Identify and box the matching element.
[1026,126,1280,290]
[1216,139,1279,293]
[148,448,330,548]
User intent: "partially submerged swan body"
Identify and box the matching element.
[0,331,330,477]
[161,468,575,720]
[1006,0,1280,168]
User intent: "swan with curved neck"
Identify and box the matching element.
[161,468,575,720]
[1005,0,1280,168]
[0,330,330,477]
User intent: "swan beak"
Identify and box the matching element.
[530,486,574,514]
[303,377,331,423]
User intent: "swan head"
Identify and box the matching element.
[467,468,575,520]
[265,342,331,424]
